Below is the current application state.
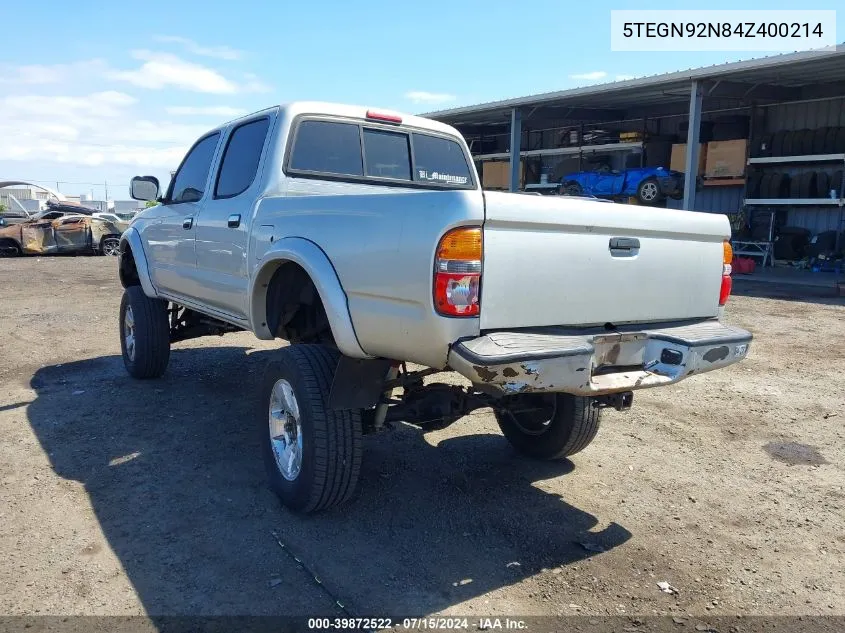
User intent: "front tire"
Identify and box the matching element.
[119,286,170,379]
[260,345,363,514]
[0,239,22,257]
[494,393,601,460]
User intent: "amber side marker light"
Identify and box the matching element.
[434,227,482,317]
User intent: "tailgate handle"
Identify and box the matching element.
[609,237,640,251]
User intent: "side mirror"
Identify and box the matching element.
[130,176,160,202]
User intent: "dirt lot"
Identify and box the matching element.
[0,256,843,620]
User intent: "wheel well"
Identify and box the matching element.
[265,262,334,346]
[119,243,140,287]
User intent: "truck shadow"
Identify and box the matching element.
[27,346,631,616]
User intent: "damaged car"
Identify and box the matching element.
[0,212,123,257]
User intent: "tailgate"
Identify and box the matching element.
[480,192,730,330]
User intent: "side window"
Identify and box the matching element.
[169,132,220,203]
[362,129,411,180]
[289,120,363,176]
[214,118,271,199]
[412,133,472,187]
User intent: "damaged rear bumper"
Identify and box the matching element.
[448,319,752,396]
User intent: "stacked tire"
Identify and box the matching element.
[752,168,843,199]
[751,126,845,158]
[756,172,791,198]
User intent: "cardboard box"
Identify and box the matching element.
[482,160,523,189]
[705,139,747,178]
[670,143,707,175]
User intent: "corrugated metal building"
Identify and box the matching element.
[425,46,845,238]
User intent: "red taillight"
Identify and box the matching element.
[719,240,733,306]
[719,275,732,306]
[366,110,402,124]
[434,228,481,317]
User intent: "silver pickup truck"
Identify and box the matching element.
[121,102,752,513]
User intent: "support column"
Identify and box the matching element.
[683,81,704,210]
[509,107,522,192]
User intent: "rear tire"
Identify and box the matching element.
[260,345,363,514]
[119,286,170,379]
[636,177,661,205]
[495,393,601,460]
[100,236,121,256]
[561,181,583,196]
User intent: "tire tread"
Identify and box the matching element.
[121,286,170,379]
[270,345,362,513]
[495,394,601,460]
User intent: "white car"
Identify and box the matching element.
[93,212,130,232]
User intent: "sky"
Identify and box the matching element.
[0,0,842,199]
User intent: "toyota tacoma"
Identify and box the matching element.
[119,102,751,513]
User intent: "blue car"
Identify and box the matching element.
[559,166,684,205]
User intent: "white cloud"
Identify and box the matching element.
[569,71,608,81]
[0,60,108,85]
[166,105,247,117]
[153,35,245,61]
[109,50,240,94]
[108,51,271,95]
[404,91,456,105]
[0,91,207,169]
[0,54,273,190]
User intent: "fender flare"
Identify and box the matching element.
[119,228,158,298]
[249,237,370,359]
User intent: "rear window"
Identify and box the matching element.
[412,133,472,187]
[286,117,475,189]
[289,120,363,176]
[363,129,411,180]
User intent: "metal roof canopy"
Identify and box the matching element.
[424,46,845,206]
[425,45,845,131]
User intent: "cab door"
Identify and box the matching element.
[20,217,57,254]
[194,115,274,318]
[142,132,221,300]
[54,217,91,252]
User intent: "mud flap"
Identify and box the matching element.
[328,356,394,410]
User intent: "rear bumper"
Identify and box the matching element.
[657,175,683,197]
[448,319,752,396]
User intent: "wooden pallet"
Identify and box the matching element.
[702,176,746,187]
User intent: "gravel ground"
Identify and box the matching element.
[0,256,843,620]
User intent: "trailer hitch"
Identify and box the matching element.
[594,391,633,411]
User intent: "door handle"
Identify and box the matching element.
[609,237,640,251]
[227,214,241,228]
[182,216,193,230]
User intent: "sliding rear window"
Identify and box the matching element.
[363,129,411,180]
[286,116,474,189]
